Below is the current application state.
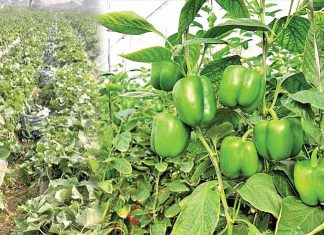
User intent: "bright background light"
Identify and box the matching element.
[97,0,295,71]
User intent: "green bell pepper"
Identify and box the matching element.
[219,65,265,113]
[151,113,190,157]
[294,147,324,206]
[172,75,216,126]
[220,135,261,179]
[254,118,304,161]
[151,61,182,91]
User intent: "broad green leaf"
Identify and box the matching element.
[172,181,220,235]
[215,0,249,18]
[303,11,324,89]
[76,207,103,229]
[281,72,311,93]
[206,122,234,146]
[165,203,181,218]
[0,148,10,160]
[289,89,324,109]
[97,11,159,35]
[111,158,132,174]
[201,55,241,91]
[155,162,168,173]
[178,0,207,36]
[121,46,172,63]
[272,172,296,198]
[190,158,212,185]
[272,16,310,53]
[281,97,323,145]
[212,108,240,127]
[204,19,270,38]
[112,131,132,152]
[301,0,324,14]
[98,180,113,194]
[238,173,282,217]
[165,181,189,193]
[151,221,167,235]
[276,196,324,234]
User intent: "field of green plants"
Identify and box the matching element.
[0,0,324,234]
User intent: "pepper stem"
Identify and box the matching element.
[242,129,253,142]
[266,108,278,120]
[311,147,319,167]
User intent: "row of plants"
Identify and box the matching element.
[0,10,52,167]
[66,13,101,59]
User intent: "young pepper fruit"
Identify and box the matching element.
[151,113,190,158]
[294,147,324,206]
[219,65,265,113]
[220,134,262,179]
[172,75,216,126]
[254,118,303,161]
[151,61,182,91]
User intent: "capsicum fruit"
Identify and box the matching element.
[220,136,261,178]
[219,65,265,113]
[254,118,303,161]
[151,113,190,157]
[172,75,216,126]
[294,147,324,206]
[151,61,182,91]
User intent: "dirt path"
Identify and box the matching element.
[0,166,37,234]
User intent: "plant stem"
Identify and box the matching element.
[194,128,233,235]
[183,30,192,75]
[269,79,282,110]
[197,44,208,75]
[242,129,254,142]
[306,222,324,235]
[235,111,254,128]
[266,108,278,120]
[152,172,160,222]
[259,0,269,117]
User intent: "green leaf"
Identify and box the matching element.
[98,180,113,194]
[204,19,270,38]
[112,131,132,152]
[165,181,189,193]
[178,0,207,36]
[155,162,168,173]
[76,207,103,229]
[281,72,311,93]
[238,173,282,217]
[272,16,310,53]
[0,148,10,160]
[289,89,324,109]
[281,97,323,145]
[151,221,167,235]
[301,0,324,14]
[206,122,234,146]
[190,158,212,185]
[172,181,220,235]
[201,55,241,91]
[276,196,324,234]
[303,11,324,89]
[97,11,159,35]
[121,46,172,63]
[215,0,249,18]
[213,108,240,127]
[111,158,132,174]
[165,203,181,218]
[272,172,296,198]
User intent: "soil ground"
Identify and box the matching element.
[0,165,37,235]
